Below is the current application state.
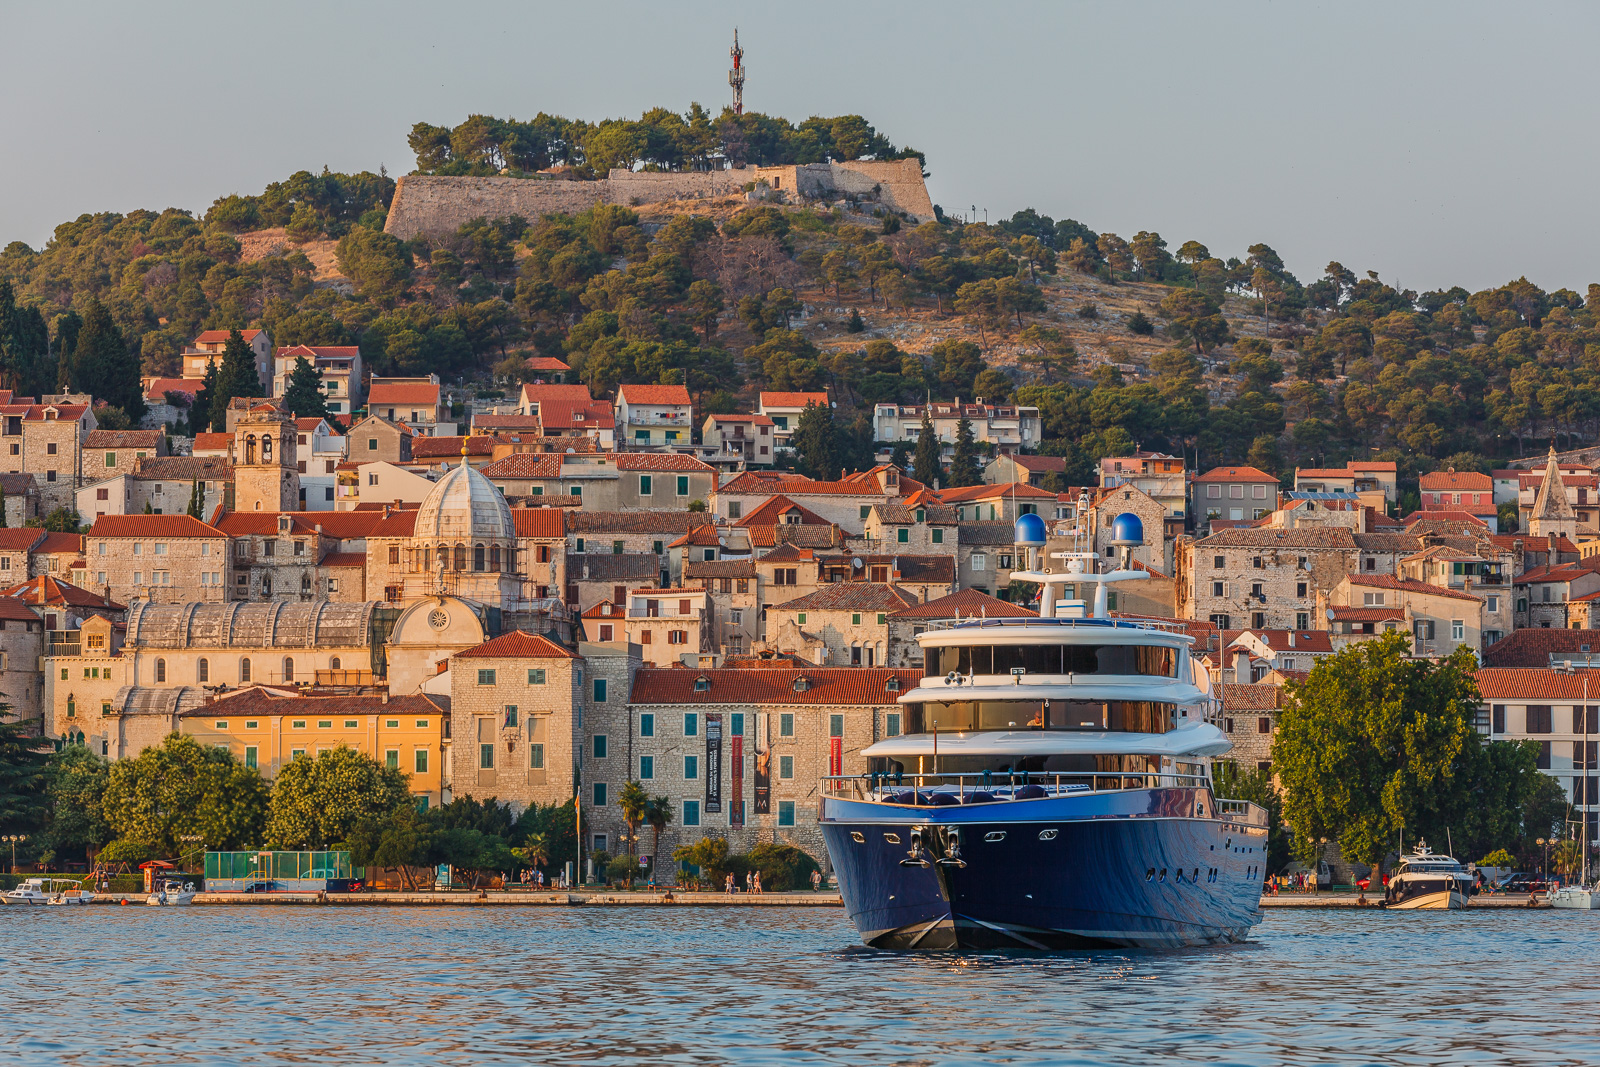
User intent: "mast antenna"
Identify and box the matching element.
[729,29,746,116]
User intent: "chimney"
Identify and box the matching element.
[1288,631,1295,647]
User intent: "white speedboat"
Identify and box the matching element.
[145,878,198,906]
[1548,884,1600,910]
[3,878,94,905]
[1384,841,1473,909]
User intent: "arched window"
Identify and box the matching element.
[301,574,311,593]
[245,435,256,464]
[262,435,272,461]
[330,656,341,670]
[197,658,209,683]
[240,657,251,683]
[283,657,294,682]
[154,658,166,683]
[473,544,486,571]
[489,545,501,571]
[454,544,467,571]
[421,547,430,571]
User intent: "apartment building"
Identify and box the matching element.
[1292,460,1398,505]
[1478,666,1600,840]
[1419,469,1497,529]
[180,328,271,387]
[1192,465,1279,532]
[701,413,776,467]
[870,396,1041,456]
[615,383,693,451]
[1321,573,1484,657]
[369,377,449,435]
[1175,527,1359,631]
[1102,451,1187,532]
[273,345,363,416]
[761,391,830,452]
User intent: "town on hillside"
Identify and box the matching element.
[0,320,1593,884]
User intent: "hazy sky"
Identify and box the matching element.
[4,1,1599,294]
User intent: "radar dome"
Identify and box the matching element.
[1013,512,1047,546]
[1108,512,1144,547]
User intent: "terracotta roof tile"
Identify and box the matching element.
[733,495,830,527]
[617,384,691,406]
[933,481,1058,503]
[1223,629,1334,654]
[130,457,232,482]
[0,597,40,622]
[777,583,920,612]
[1195,466,1277,483]
[566,511,702,535]
[610,453,713,472]
[86,515,224,539]
[318,552,366,568]
[1345,573,1482,602]
[0,529,45,552]
[194,329,263,343]
[1221,683,1280,711]
[888,588,1034,620]
[1475,667,1600,700]
[34,533,84,556]
[480,453,562,479]
[192,433,233,452]
[1420,470,1493,490]
[85,430,163,449]
[1482,629,1600,668]
[455,630,577,660]
[629,667,919,705]
[183,690,441,718]
[368,382,441,406]
[512,509,566,538]
[1329,606,1406,622]
[758,391,829,409]
[684,559,757,579]
[412,436,499,459]
[142,376,198,400]
[276,345,359,359]
[1006,455,1067,472]
[0,575,123,609]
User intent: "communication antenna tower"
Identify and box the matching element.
[729,29,746,115]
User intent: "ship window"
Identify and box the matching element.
[925,643,1176,679]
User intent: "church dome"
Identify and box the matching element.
[414,460,516,542]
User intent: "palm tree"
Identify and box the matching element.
[645,795,674,887]
[514,833,549,880]
[618,780,650,858]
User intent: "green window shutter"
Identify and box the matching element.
[677,475,689,495]
[897,528,909,543]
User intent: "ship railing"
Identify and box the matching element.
[822,770,1215,804]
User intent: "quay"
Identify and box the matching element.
[1259,892,1548,908]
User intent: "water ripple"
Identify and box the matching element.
[0,907,1596,1065]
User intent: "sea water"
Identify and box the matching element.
[0,907,1595,1065]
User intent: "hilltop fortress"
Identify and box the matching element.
[384,159,935,240]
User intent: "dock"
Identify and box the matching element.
[187,890,844,907]
[1259,891,1548,908]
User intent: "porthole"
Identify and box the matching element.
[1146,868,1156,882]
[1159,868,1167,882]
[1038,829,1058,841]
[883,832,901,844]
[1192,868,1200,882]
[984,831,1007,843]
[850,832,865,843]
[1175,869,1184,883]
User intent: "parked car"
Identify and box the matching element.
[325,878,364,893]
[1497,874,1548,893]
[242,879,283,893]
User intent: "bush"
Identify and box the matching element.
[1127,311,1154,335]
[1077,302,1099,320]
[607,854,644,887]
[745,842,821,892]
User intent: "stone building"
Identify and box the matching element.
[3,399,96,512]
[446,631,584,813]
[1218,683,1281,773]
[0,472,40,526]
[620,587,712,667]
[885,588,1034,669]
[614,383,692,451]
[1512,559,1600,630]
[85,514,231,605]
[181,328,271,383]
[0,597,46,732]
[1175,527,1360,631]
[684,559,759,653]
[711,467,905,535]
[603,666,921,880]
[1528,446,1581,540]
[565,511,699,585]
[1320,574,1484,657]
[476,452,715,510]
[956,523,1019,597]
[178,690,446,807]
[0,529,44,583]
[77,456,232,520]
[565,553,661,615]
[2,575,124,631]
[83,430,167,481]
[871,397,1042,457]
[1478,666,1600,841]
[346,415,415,466]
[863,503,959,553]
[766,583,919,667]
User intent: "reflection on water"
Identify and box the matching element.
[1,907,1596,1065]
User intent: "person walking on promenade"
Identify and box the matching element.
[753,869,763,895]
[725,871,735,894]
[811,869,822,892]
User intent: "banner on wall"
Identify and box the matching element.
[731,734,745,828]
[753,712,771,815]
[705,713,723,815]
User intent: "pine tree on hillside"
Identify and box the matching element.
[949,417,981,487]
[280,355,329,421]
[211,330,260,432]
[73,300,145,422]
[192,358,218,433]
[0,702,49,835]
[912,408,941,487]
[0,281,18,392]
[187,479,204,519]
[793,401,837,481]
[53,310,82,393]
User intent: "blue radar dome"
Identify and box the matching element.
[1109,512,1144,547]
[1013,512,1047,546]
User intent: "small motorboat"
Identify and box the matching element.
[4,878,95,905]
[46,882,96,906]
[1384,840,1474,910]
[3,878,54,905]
[145,878,198,906]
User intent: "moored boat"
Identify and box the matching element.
[819,510,1268,950]
[1383,842,1474,910]
[145,878,198,906]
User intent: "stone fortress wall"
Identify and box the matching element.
[384,159,934,240]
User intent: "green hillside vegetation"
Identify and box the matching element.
[2,110,1598,500]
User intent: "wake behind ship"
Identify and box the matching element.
[818,509,1268,950]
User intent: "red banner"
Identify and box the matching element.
[830,735,843,785]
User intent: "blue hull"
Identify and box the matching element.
[819,788,1266,950]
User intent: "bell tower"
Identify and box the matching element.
[232,402,300,512]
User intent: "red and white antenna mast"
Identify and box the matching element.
[728,28,745,115]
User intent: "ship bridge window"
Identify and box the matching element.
[911,700,1175,734]
[924,644,1177,679]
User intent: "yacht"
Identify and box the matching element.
[1383,841,1474,910]
[818,511,1269,950]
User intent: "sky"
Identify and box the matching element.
[4,1,1599,294]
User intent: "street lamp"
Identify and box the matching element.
[2,835,26,873]
[179,835,205,874]
[1537,838,1548,881]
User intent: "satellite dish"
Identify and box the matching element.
[852,557,864,569]
[1325,608,1335,622]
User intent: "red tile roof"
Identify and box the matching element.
[1221,683,1280,711]
[369,382,441,406]
[718,471,886,498]
[194,329,263,344]
[524,356,571,372]
[35,533,84,556]
[412,435,498,459]
[366,510,419,537]
[472,414,542,430]
[669,525,723,548]
[888,588,1035,620]
[734,494,830,528]
[143,377,200,401]
[617,384,692,407]
[0,597,40,623]
[1482,628,1600,668]
[1345,573,1482,602]
[630,667,920,705]
[454,630,577,660]
[611,453,713,472]
[1007,455,1067,472]
[1222,629,1334,654]
[511,509,566,538]
[277,344,359,359]
[1329,606,1405,623]
[480,453,562,479]
[191,432,233,452]
[0,530,45,552]
[1475,667,1600,700]
[1401,509,1491,526]
[318,552,366,568]
[0,575,123,609]
[759,391,829,409]
[706,413,775,425]
[87,515,224,539]
[778,583,920,613]
[1420,470,1492,491]
[186,690,441,718]
[1195,466,1277,483]
[933,481,1059,503]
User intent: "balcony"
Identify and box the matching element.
[626,413,691,427]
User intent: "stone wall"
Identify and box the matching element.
[385,160,935,241]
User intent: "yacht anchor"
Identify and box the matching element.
[900,827,931,868]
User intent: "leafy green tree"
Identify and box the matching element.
[347,806,433,890]
[280,355,329,420]
[948,417,981,487]
[747,329,823,391]
[930,339,985,397]
[39,746,112,860]
[953,280,1001,346]
[335,226,413,307]
[794,401,839,480]
[187,479,204,519]
[606,853,644,886]
[0,704,48,837]
[265,746,411,849]
[672,835,736,887]
[1158,289,1231,354]
[972,368,1013,403]
[744,842,821,891]
[191,358,218,434]
[73,299,146,422]
[430,824,516,888]
[912,408,941,485]
[1214,762,1289,874]
[102,735,268,856]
